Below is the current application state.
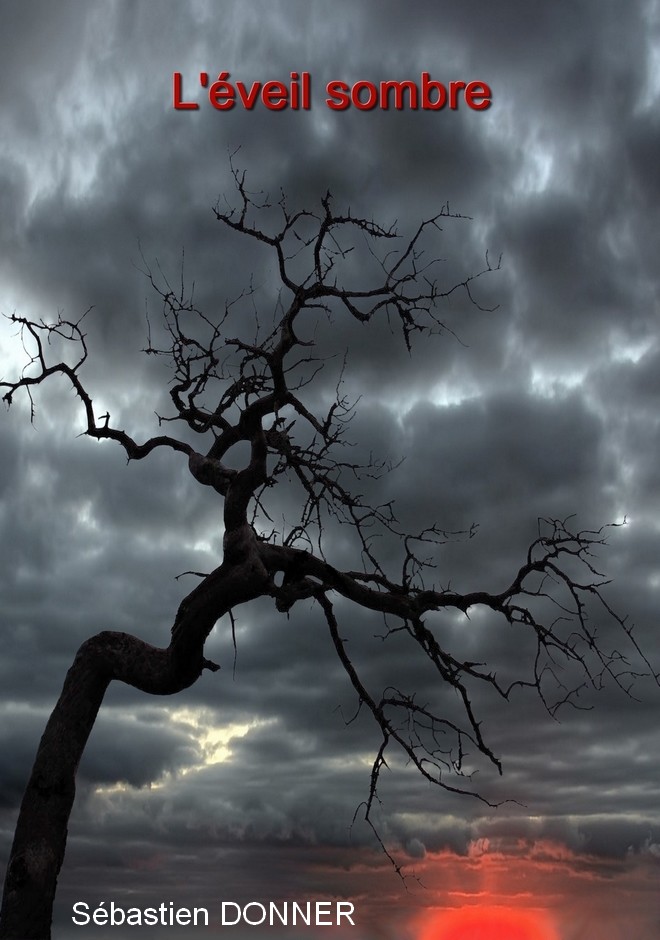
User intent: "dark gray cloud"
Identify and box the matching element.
[1,2,660,939]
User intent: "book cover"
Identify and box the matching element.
[1,3,658,938]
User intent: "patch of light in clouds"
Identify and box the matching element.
[168,706,263,768]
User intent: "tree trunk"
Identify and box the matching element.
[0,635,182,938]
[0,551,270,939]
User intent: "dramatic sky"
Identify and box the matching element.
[1,2,659,938]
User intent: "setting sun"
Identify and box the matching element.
[419,906,561,940]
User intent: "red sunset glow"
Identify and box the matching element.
[418,905,561,940]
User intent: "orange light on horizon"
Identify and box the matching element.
[418,905,561,940]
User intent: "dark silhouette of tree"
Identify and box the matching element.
[0,171,654,938]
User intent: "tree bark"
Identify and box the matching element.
[0,552,269,939]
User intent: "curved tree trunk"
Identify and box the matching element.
[0,551,270,939]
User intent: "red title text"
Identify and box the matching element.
[173,72,492,112]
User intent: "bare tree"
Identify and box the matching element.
[0,172,654,938]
